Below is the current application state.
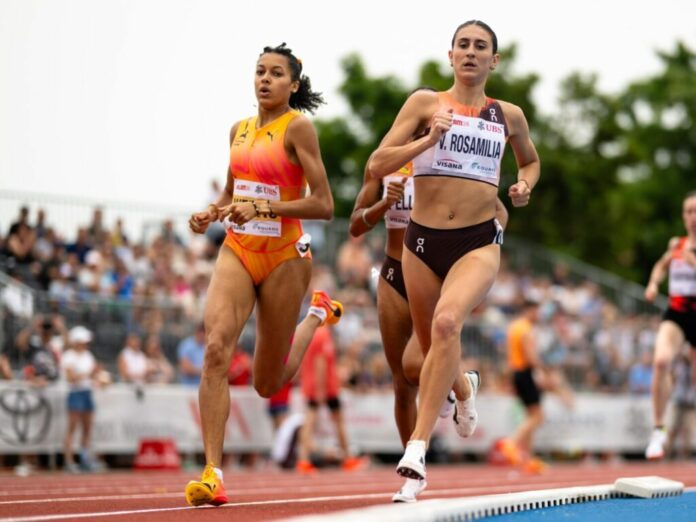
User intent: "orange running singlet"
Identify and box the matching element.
[507,317,533,371]
[224,110,311,284]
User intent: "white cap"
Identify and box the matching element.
[69,325,93,344]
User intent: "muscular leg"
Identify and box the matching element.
[407,245,500,444]
[200,247,256,466]
[253,258,312,398]
[651,321,685,426]
[377,277,418,447]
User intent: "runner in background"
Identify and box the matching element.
[295,325,367,473]
[645,191,696,460]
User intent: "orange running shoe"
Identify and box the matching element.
[342,456,369,472]
[296,459,318,474]
[309,290,343,326]
[499,438,523,466]
[522,457,547,474]
[185,464,228,506]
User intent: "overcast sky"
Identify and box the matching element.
[1,0,695,216]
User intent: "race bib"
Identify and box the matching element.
[229,179,282,237]
[382,174,414,229]
[431,114,505,184]
[669,259,696,297]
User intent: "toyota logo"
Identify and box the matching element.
[0,388,52,445]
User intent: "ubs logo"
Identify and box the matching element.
[0,388,52,445]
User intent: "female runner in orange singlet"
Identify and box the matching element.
[184,43,342,507]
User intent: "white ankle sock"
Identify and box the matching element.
[213,467,223,481]
[308,306,327,323]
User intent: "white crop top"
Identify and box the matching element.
[412,94,508,187]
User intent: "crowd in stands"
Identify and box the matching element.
[0,204,668,398]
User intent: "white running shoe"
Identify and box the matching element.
[453,370,480,438]
[645,427,667,460]
[392,477,427,503]
[439,390,456,418]
[396,440,426,480]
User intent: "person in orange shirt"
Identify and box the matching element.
[185,43,342,507]
[368,20,540,485]
[501,299,545,470]
[295,326,366,473]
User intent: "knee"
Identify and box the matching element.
[202,335,229,376]
[431,310,460,345]
[653,357,671,374]
[393,374,417,401]
[253,377,282,399]
[402,358,421,386]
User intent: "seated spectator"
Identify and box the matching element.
[143,335,174,384]
[117,332,148,384]
[627,350,653,395]
[0,268,35,320]
[335,235,373,289]
[4,222,36,266]
[15,314,68,374]
[177,323,205,386]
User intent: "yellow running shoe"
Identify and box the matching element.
[309,290,343,326]
[185,464,228,506]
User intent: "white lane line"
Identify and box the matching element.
[1,484,694,521]
[0,480,655,507]
[0,492,393,521]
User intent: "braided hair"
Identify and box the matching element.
[260,43,325,114]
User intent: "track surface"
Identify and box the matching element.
[1,461,695,521]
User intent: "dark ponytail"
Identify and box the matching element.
[260,43,325,114]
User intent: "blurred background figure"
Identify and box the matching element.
[177,323,205,386]
[666,348,696,459]
[117,332,147,384]
[295,325,367,473]
[499,299,547,473]
[15,314,67,386]
[62,326,109,473]
[143,334,174,384]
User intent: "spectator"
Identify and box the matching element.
[627,350,654,395]
[143,335,174,384]
[0,269,34,320]
[86,207,106,245]
[177,323,205,386]
[4,222,36,266]
[117,332,148,384]
[7,205,31,237]
[62,326,105,472]
[66,228,92,265]
[335,235,373,289]
[16,314,67,361]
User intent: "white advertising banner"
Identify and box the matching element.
[0,383,660,455]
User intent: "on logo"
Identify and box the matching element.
[386,268,394,281]
[416,237,425,253]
